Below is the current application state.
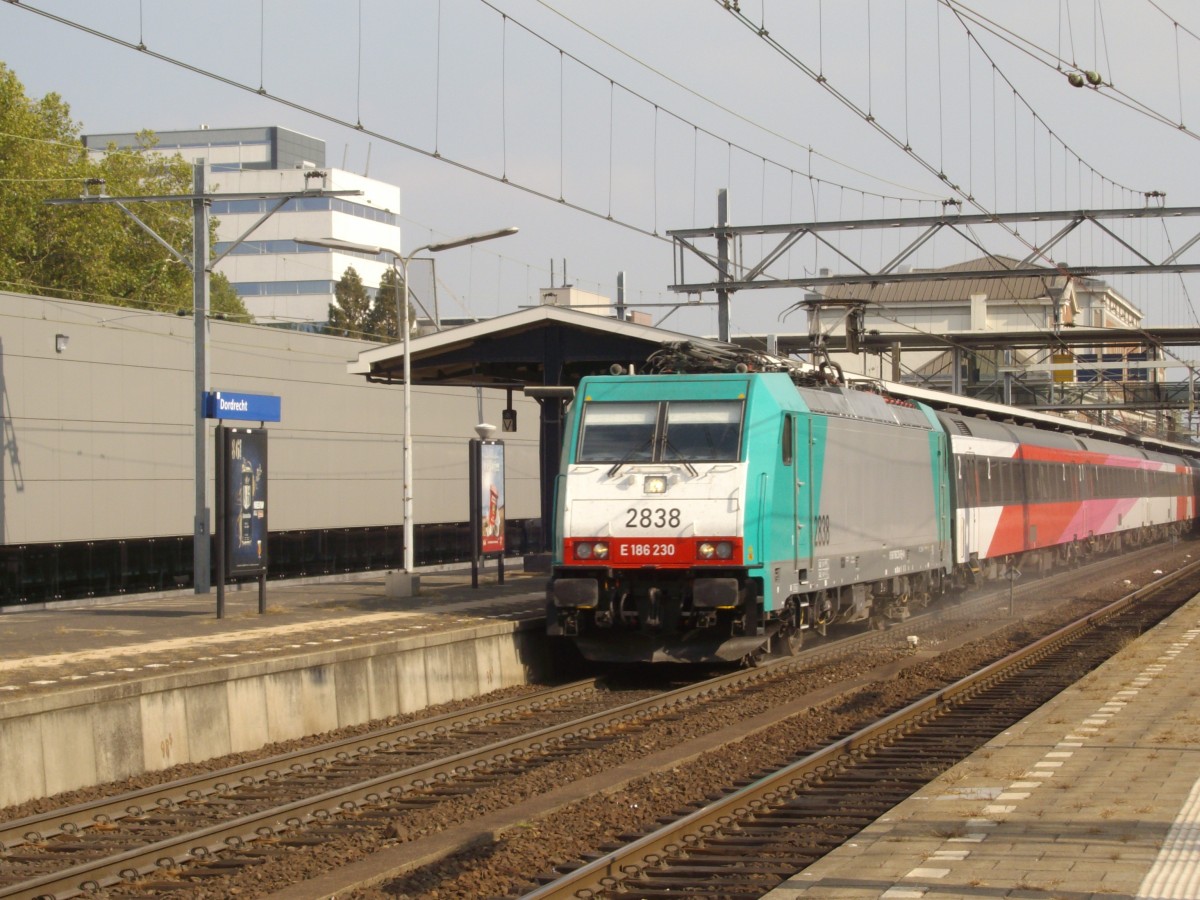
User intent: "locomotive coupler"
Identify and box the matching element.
[561,612,579,636]
[645,587,664,627]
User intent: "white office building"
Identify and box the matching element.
[82,126,401,328]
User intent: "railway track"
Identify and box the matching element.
[0,545,1187,899]
[0,679,623,899]
[0,640,877,898]
[0,585,1017,899]
[523,559,1200,899]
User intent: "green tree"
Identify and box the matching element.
[327,266,373,338]
[366,266,415,341]
[0,63,250,320]
[210,272,251,320]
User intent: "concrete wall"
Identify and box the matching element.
[0,291,541,546]
[0,620,548,807]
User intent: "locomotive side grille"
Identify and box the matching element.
[814,513,832,546]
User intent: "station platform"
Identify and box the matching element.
[0,566,547,695]
[766,591,1200,900]
[0,566,550,809]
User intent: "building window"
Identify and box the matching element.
[232,280,337,296]
[211,197,397,226]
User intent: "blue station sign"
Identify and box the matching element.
[205,391,282,422]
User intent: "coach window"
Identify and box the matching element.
[1034,462,1048,499]
[957,456,976,507]
[996,460,1012,504]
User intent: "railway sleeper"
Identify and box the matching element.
[739,817,863,831]
[720,832,847,849]
[700,835,826,847]
[734,825,859,840]
[194,857,266,869]
[629,881,785,895]
[140,879,211,891]
[664,862,807,874]
[621,890,767,900]
[642,866,792,878]
[774,799,882,812]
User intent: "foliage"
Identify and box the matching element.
[366,266,415,341]
[0,63,249,320]
[327,267,374,338]
[209,272,247,318]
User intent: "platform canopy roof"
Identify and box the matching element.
[347,305,706,387]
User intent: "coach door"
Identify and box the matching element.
[958,451,981,565]
[787,414,813,584]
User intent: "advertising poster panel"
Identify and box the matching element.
[479,441,505,555]
[222,427,268,574]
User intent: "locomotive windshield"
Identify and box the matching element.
[577,403,658,463]
[577,400,743,463]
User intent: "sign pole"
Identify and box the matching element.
[469,426,506,588]
[204,391,279,617]
[215,422,226,619]
[469,438,480,589]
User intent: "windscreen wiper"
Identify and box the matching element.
[607,434,655,477]
[661,438,698,476]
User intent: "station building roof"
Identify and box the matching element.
[347,305,702,388]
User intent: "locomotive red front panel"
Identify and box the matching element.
[565,537,744,568]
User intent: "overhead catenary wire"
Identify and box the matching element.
[1143,0,1200,41]
[0,0,1075,314]
[713,0,1143,220]
[6,0,1199,344]
[523,0,942,201]
[712,0,1137,349]
[480,0,944,207]
[948,0,1200,145]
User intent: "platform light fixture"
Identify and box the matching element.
[296,227,518,591]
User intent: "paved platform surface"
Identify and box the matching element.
[766,591,1200,900]
[0,566,547,697]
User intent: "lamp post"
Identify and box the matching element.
[297,227,517,593]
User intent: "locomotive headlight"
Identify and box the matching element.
[592,542,609,559]
[644,475,667,494]
[575,543,592,560]
[697,541,734,560]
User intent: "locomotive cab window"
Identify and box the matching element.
[663,401,742,462]
[577,403,658,462]
[577,400,744,464]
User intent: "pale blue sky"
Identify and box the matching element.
[4,0,1199,337]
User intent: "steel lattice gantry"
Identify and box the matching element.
[669,205,1200,297]
[671,204,1200,421]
